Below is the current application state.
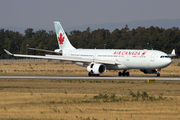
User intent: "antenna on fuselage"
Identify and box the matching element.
[147,43,149,49]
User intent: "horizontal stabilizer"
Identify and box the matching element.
[4,49,13,56]
[28,48,62,55]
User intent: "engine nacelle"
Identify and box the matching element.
[140,69,157,74]
[87,63,106,74]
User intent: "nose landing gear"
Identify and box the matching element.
[156,69,161,77]
[156,72,160,77]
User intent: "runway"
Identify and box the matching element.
[0,75,179,81]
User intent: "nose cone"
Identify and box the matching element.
[163,58,172,68]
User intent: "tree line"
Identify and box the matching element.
[0,25,179,59]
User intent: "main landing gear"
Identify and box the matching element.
[118,70,130,76]
[88,72,99,76]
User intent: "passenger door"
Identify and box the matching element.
[150,54,156,61]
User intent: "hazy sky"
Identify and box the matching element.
[0,0,180,30]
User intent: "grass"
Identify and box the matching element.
[0,79,180,119]
[0,62,180,119]
[0,61,179,76]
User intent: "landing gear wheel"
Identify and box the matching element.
[93,74,99,76]
[119,71,130,77]
[88,72,92,76]
[88,72,99,77]
[122,71,126,76]
[126,72,130,76]
[118,72,121,76]
[156,73,160,77]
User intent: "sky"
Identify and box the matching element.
[0,0,180,30]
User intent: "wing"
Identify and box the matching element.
[4,49,121,65]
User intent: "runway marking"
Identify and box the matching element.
[0,75,179,81]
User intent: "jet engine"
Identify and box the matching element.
[140,69,157,74]
[87,63,106,74]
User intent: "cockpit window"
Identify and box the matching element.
[160,56,170,58]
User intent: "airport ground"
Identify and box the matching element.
[0,79,180,120]
[0,62,180,119]
[0,61,180,76]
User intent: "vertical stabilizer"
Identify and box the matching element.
[54,21,75,50]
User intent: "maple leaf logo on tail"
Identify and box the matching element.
[58,33,65,45]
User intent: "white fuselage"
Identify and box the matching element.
[62,49,172,70]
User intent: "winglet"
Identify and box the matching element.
[4,49,13,56]
[171,49,175,55]
[168,49,176,57]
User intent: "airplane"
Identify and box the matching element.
[4,21,176,77]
